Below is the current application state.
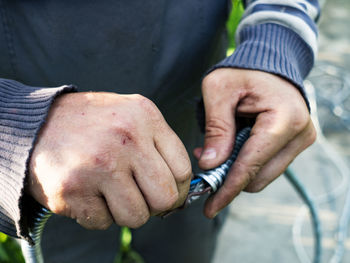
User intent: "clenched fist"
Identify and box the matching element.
[28,92,192,230]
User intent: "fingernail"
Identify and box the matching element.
[200,148,216,160]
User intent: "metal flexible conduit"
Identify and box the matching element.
[186,127,251,206]
[195,127,251,192]
[21,208,52,263]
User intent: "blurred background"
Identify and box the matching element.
[1,0,350,262]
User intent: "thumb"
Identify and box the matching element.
[193,147,203,160]
[198,95,237,170]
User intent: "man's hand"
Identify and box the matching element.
[194,68,316,218]
[28,92,191,229]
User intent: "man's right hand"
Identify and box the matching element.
[27,92,192,230]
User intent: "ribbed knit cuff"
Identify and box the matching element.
[0,79,76,241]
[208,23,315,110]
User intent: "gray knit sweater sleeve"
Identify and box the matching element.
[0,78,76,240]
[209,0,320,110]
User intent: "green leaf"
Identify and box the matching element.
[0,233,8,243]
[0,244,11,262]
[0,234,25,263]
[226,0,245,56]
[121,227,132,252]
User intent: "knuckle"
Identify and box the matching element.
[164,192,179,209]
[202,74,218,90]
[139,212,151,226]
[289,110,310,134]
[305,123,317,146]
[114,199,150,228]
[130,93,144,101]
[202,71,230,92]
[77,207,113,230]
[79,222,104,230]
[120,212,150,229]
[92,214,113,230]
[290,120,306,135]
[244,182,266,193]
[235,160,262,184]
[80,222,100,230]
[96,219,113,230]
[205,118,231,139]
[249,163,263,179]
[110,120,136,139]
[175,160,192,183]
[60,176,83,200]
[130,213,150,229]
[150,191,178,212]
[132,94,160,118]
[90,150,116,172]
[125,221,142,229]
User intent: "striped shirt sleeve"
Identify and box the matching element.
[0,79,76,241]
[210,0,320,107]
[240,0,320,56]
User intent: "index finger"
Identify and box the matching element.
[154,128,192,209]
[203,111,295,218]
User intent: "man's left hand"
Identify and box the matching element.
[193,68,316,218]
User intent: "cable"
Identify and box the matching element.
[290,69,350,263]
[309,79,350,263]
[285,168,322,263]
[307,64,350,263]
[21,207,52,263]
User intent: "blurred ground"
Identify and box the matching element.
[213,1,350,263]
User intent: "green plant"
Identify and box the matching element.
[0,233,24,263]
[226,0,244,56]
[114,227,145,263]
